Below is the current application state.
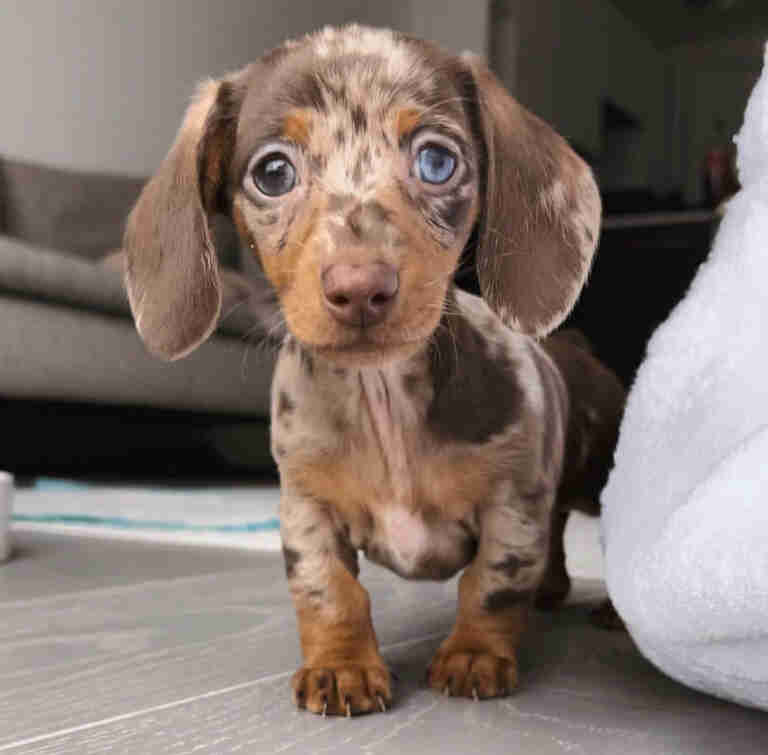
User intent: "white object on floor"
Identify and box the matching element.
[0,471,13,561]
[602,45,768,712]
[13,480,282,551]
[563,511,604,581]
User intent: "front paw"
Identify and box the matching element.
[427,650,518,699]
[292,665,392,716]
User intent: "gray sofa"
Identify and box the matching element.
[0,156,276,476]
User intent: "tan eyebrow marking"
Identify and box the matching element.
[395,107,423,143]
[282,108,313,146]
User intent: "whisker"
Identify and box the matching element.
[219,296,251,324]
[239,311,286,378]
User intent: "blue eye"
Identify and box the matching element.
[416,144,457,184]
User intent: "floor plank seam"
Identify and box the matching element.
[0,632,445,752]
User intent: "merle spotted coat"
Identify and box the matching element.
[123,25,624,717]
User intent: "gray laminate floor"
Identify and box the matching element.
[1,526,766,754]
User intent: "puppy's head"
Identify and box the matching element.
[124,25,600,366]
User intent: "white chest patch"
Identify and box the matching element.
[358,366,421,504]
[379,505,431,571]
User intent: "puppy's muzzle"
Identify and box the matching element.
[321,262,399,328]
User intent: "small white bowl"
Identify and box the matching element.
[0,471,13,562]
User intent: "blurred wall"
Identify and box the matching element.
[0,1,488,176]
[491,0,667,195]
[491,1,765,205]
[408,0,488,61]
[670,35,762,205]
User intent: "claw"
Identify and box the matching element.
[322,697,328,718]
[443,685,451,697]
[346,699,352,719]
[377,695,387,713]
[472,687,480,702]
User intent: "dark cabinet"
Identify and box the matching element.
[564,211,718,386]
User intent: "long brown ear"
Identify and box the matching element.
[463,55,601,337]
[123,74,244,360]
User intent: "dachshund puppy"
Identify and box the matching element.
[123,25,603,716]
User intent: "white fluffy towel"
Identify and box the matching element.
[601,46,768,711]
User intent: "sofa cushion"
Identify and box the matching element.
[0,235,268,340]
[0,294,274,416]
[0,156,242,268]
[0,234,129,317]
[0,156,144,260]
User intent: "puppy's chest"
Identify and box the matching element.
[271,352,486,578]
[272,346,430,483]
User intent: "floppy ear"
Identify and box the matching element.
[462,55,601,337]
[123,73,244,360]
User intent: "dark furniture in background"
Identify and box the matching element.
[459,209,719,389]
[565,210,718,387]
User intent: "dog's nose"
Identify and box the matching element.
[322,262,399,327]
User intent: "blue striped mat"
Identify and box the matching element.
[11,478,282,549]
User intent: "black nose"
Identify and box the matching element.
[321,262,399,327]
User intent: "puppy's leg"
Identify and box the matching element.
[280,487,391,716]
[427,487,552,699]
[535,506,571,610]
[535,498,626,629]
